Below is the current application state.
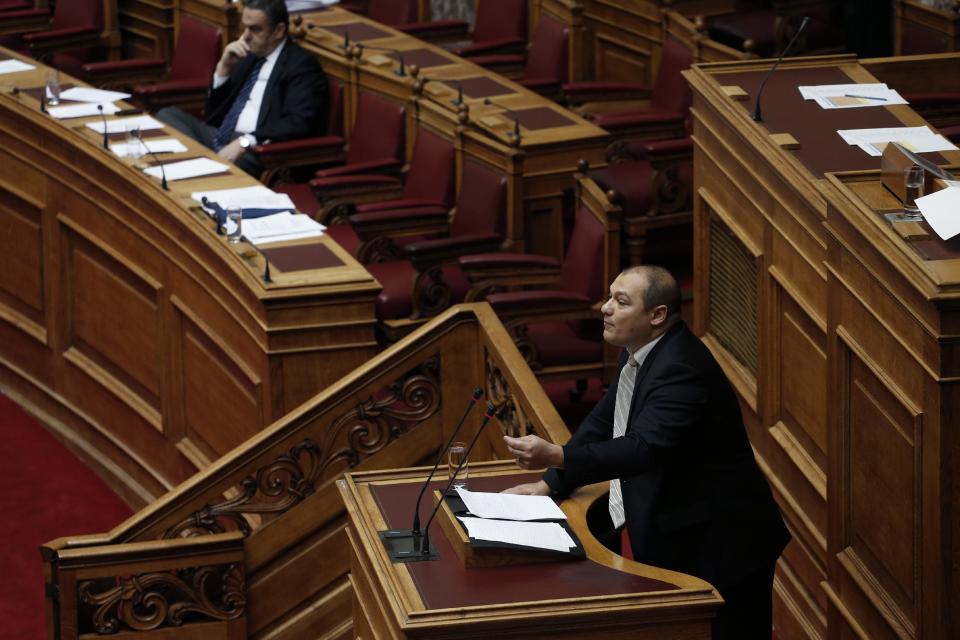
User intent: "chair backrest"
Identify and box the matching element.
[347,91,406,164]
[168,17,221,82]
[402,127,456,205]
[450,160,507,238]
[525,15,569,82]
[558,205,605,301]
[366,0,418,26]
[53,0,102,29]
[326,80,344,136]
[651,38,694,114]
[473,0,527,43]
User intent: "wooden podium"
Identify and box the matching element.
[338,461,722,639]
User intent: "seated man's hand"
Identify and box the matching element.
[503,435,563,470]
[218,138,245,163]
[501,480,552,496]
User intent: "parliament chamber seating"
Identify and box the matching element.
[458,172,621,387]
[76,16,222,111]
[0,0,111,65]
[324,124,457,261]
[437,0,527,59]
[273,90,406,218]
[702,0,846,58]
[364,159,507,337]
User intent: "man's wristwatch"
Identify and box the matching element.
[238,134,254,150]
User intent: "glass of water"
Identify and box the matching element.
[447,441,468,491]
[126,126,143,159]
[902,165,925,221]
[45,70,60,106]
[225,206,242,243]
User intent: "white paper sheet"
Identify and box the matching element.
[458,517,575,552]
[60,87,131,103]
[190,185,296,210]
[916,186,960,241]
[48,102,121,119]
[813,89,907,109]
[0,59,35,75]
[286,0,339,9]
[110,137,187,158]
[456,488,567,521]
[837,126,959,156]
[143,157,230,182]
[86,114,164,134]
[240,211,326,245]
[799,83,888,100]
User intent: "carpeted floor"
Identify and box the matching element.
[0,392,133,640]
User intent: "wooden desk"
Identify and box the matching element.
[339,462,722,639]
[686,54,960,639]
[0,48,380,506]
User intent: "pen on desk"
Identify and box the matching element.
[844,94,887,101]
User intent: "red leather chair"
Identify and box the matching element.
[361,160,508,337]
[458,175,622,386]
[470,14,569,98]
[406,0,527,57]
[273,91,406,218]
[0,0,105,62]
[77,17,221,107]
[325,126,457,260]
[563,38,693,142]
[366,0,418,26]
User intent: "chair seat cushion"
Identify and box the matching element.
[526,322,602,367]
[325,224,361,257]
[273,182,319,216]
[590,162,655,219]
[367,261,470,320]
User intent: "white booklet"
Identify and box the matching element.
[0,59,35,75]
[60,87,131,103]
[456,488,567,521]
[110,137,187,158]
[48,102,121,119]
[241,211,326,246]
[191,185,296,210]
[86,114,164,134]
[458,517,576,552]
[916,186,960,241]
[143,157,229,182]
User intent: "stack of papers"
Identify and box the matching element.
[49,102,121,120]
[59,87,131,103]
[799,83,907,109]
[916,186,960,240]
[837,126,958,157]
[240,211,326,245]
[143,157,229,182]
[454,488,576,552]
[110,138,188,158]
[0,59,35,75]
[86,114,165,134]
[191,185,296,211]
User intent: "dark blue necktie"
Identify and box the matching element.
[213,57,266,150]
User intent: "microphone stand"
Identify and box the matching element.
[355,43,407,77]
[752,16,809,123]
[483,97,521,142]
[97,104,109,149]
[139,131,168,191]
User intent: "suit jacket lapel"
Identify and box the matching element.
[627,322,685,418]
[258,43,288,129]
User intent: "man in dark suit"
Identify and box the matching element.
[157,0,327,176]
[504,265,790,640]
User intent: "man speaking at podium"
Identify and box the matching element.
[504,266,790,640]
[158,0,327,176]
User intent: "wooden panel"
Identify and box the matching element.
[0,191,44,317]
[779,294,827,465]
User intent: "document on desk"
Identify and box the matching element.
[48,102,121,119]
[458,517,576,552]
[190,185,296,211]
[799,83,906,109]
[837,126,958,156]
[916,187,960,241]
[60,87,131,103]
[110,138,187,158]
[143,157,229,182]
[241,211,326,246]
[456,488,567,521]
[0,59,35,75]
[86,114,164,134]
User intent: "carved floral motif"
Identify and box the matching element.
[485,350,535,438]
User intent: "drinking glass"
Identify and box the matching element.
[447,441,468,491]
[126,126,143,160]
[45,70,60,106]
[902,165,925,221]
[226,206,242,243]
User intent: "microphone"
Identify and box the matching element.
[97,104,109,149]
[483,97,521,141]
[752,16,809,123]
[139,132,168,191]
[241,237,273,283]
[201,196,224,235]
[379,388,484,559]
[450,80,463,107]
[418,402,498,554]
[356,43,406,77]
[39,88,46,113]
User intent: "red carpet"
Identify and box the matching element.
[0,392,133,640]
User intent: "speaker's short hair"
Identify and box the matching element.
[244,0,289,29]
[623,265,681,318]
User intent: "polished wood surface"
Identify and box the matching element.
[0,47,380,507]
[41,303,578,640]
[686,53,960,640]
[339,462,722,640]
[896,0,960,55]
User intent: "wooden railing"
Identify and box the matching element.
[41,303,570,640]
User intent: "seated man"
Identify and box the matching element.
[157,0,327,177]
[504,265,790,640]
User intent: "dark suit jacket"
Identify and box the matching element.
[544,322,790,588]
[205,39,327,144]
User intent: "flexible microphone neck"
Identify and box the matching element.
[752,16,809,123]
[419,402,497,553]
[411,388,483,535]
[97,104,109,149]
[356,43,406,76]
[140,133,168,191]
[483,97,521,142]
